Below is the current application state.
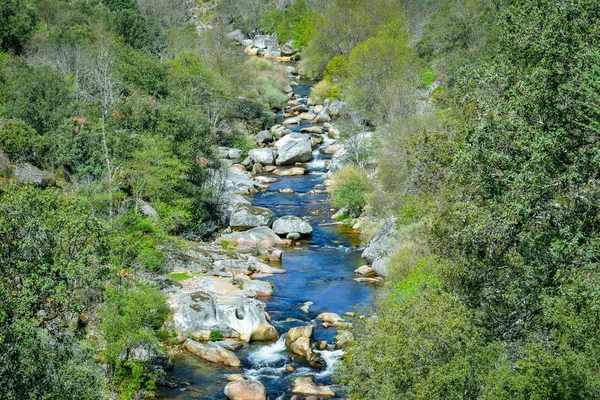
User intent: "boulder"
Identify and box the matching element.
[298,112,315,121]
[291,105,309,112]
[242,279,273,297]
[362,217,397,277]
[272,216,313,236]
[328,100,347,117]
[227,374,245,382]
[228,148,243,159]
[136,199,159,219]
[321,143,343,155]
[219,226,283,248]
[183,339,241,367]
[285,326,321,366]
[172,290,278,342]
[229,204,275,231]
[286,325,313,345]
[300,126,323,134]
[292,376,335,398]
[14,163,55,187]
[282,46,296,57]
[219,340,244,351]
[224,167,266,195]
[254,130,274,144]
[253,35,277,49]
[313,109,331,123]
[286,232,301,241]
[226,29,246,43]
[354,265,374,275]
[316,313,343,325]
[248,148,275,165]
[282,116,300,125]
[224,380,266,400]
[273,167,305,176]
[274,133,312,165]
[252,163,263,174]
[264,46,281,59]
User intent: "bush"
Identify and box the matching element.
[208,330,222,341]
[331,165,373,217]
[0,120,45,163]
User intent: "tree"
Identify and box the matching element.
[3,59,74,135]
[0,0,39,54]
[0,185,109,400]
[0,119,46,164]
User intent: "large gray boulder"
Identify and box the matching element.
[272,216,313,236]
[254,130,274,144]
[172,291,278,342]
[361,217,397,277]
[224,167,266,195]
[229,203,275,230]
[253,35,277,49]
[274,134,312,166]
[248,148,275,165]
[14,163,55,187]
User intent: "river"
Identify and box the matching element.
[158,80,378,399]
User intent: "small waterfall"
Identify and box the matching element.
[247,335,288,366]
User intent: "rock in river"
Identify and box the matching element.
[224,380,266,400]
[219,226,283,248]
[229,203,275,230]
[171,290,278,342]
[272,216,313,236]
[292,376,335,398]
[248,148,275,165]
[183,339,241,367]
[275,133,312,165]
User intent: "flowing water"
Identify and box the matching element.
[159,81,378,399]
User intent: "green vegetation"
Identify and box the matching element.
[331,165,372,217]
[256,0,600,398]
[208,330,223,342]
[0,0,295,398]
[169,272,193,281]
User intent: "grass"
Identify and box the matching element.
[169,272,193,281]
[419,68,437,88]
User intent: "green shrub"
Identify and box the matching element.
[331,165,373,217]
[0,120,45,163]
[169,272,192,281]
[208,330,222,341]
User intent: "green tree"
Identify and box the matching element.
[3,59,74,135]
[0,0,39,54]
[0,119,46,163]
[0,185,109,399]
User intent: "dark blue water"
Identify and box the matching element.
[158,78,376,400]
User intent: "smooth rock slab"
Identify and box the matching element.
[224,380,266,400]
[292,376,335,398]
[316,312,343,325]
[272,216,313,236]
[183,339,241,367]
[243,279,273,297]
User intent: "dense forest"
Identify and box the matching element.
[2,0,600,399]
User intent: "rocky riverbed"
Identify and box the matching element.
[157,34,388,400]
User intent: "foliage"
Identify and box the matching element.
[0,0,39,54]
[98,283,170,392]
[208,330,222,341]
[331,165,373,217]
[344,288,500,399]
[0,119,45,164]
[169,272,192,281]
[2,59,74,135]
[0,185,109,400]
